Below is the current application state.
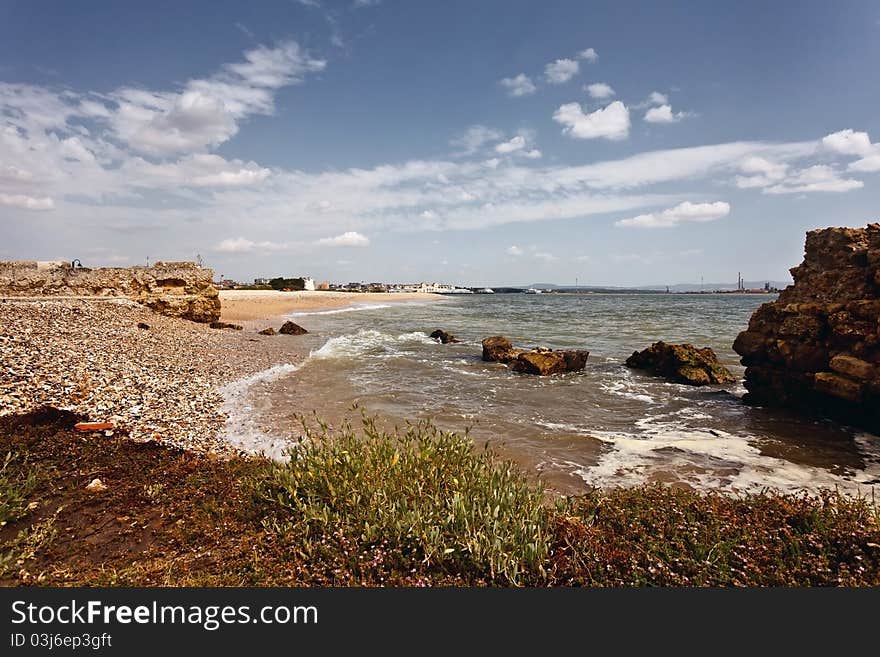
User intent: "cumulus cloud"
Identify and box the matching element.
[553,100,630,140]
[499,74,536,97]
[648,91,668,105]
[822,129,874,157]
[315,231,370,247]
[734,156,789,188]
[495,135,526,154]
[578,48,598,62]
[644,104,689,123]
[849,154,880,173]
[0,193,55,210]
[522,149,542,159]
[545,59,580,84]
[507,245,523,256]
[616,201,730,228]
[586,82,615,99]
[122,153,271,188]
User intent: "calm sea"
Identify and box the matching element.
[223,293,880,496]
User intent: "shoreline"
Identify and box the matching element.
[218,290,439,323]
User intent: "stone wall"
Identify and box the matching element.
[0,261,220,323]
[733,224,880,432]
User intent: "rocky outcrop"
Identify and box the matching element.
[279,321,308,335]
[0,260,220,323]
[482,335,589,375]
[732,224,880,431]
[430,329,459,344]
[626,341,736,386]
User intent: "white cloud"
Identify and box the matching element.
[821,129,874,157]
[553,100,630,140]
[315,231,370,247]
[0,193,55,210]
[545,59,580,84]
[578,48,598,62]
[764,165,863,194]
[533,251,557,262]
[215,237,259,253]
[122,153,271,188]
[495,135,526,154]
[523,149,542,159]
[644,104,689,123]
[648,91,668,105]
[586,82,615,99]
[507,245,523,256]
[499,74,536,97]
[420,210,437,220]
[734,156,789,188]
[849,154,880,173]
[451,124,503,154]
[616,201,730,228]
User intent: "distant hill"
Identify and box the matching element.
[526,280,791,292]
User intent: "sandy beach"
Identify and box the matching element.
[219,290,438,323]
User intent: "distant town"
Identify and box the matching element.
[213,273,783,295]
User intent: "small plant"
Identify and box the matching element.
[256,415,552,585]
[0,451,38,527]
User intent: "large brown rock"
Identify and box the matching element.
[482,335,589,375]
[626,341,736,386]
[482,336,521,363]
[430,329,459,344]
[733,224,880,432]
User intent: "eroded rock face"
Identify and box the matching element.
[482,335,589,375]
[732,224,880,431]
[626,341,736,386]
[0,261,220,323]
[279,321,308,335]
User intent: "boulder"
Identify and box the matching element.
[626,341,736,386]
[279,321,308,335]
[733,224,880,431]
[258,327,276,336]
[209,321,243,330]
[511,349,589,375]
[430,329,459,344]
[482,336,521,363]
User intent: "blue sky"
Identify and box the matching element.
[1,0,879,286]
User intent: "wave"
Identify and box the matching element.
[288,303,393,317]
[218,363,303,460]
[310,329,436,360]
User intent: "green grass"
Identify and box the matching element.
[0,451,38,527]
[256,416,551,585]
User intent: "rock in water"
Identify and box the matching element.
[732,224,880,432]
[482,335,589,375]
[482,336,521,363]
[430,329,459,344]
[279,321,308,335]
[626,341,736,386]
[258,327,276,336]
[512,349,589,375]
[209,321,243,330]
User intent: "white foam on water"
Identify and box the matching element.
[218,363,303,461]
[288,303,392,317]
[310,329,435,360]
[576,412,880,496]
[599,379,657,404]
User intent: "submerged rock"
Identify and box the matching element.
[279,321,308,335]
[430,329,459,344]
[482,335,589,375]
[626,341,736,386]
[733,224,880,431]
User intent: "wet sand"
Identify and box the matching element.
[219,290,438,322]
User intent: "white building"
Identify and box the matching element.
[303,277,316,291]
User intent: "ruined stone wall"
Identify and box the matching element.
[733,224,880,432]
[0,261,220,323]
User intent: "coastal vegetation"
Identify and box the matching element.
[2,408,878,587]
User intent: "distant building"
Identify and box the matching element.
[316,281,330,290]
[303,277,316,291]
[254,277,269,286]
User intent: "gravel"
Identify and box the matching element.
[0,298,304,455]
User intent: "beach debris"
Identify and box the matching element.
[482,335,589,375]
[279,321,308,335]
[209,321,243,330]
[137,322,150,330]
[258,327,276,336]
[85,478,107,492]
[626,341,736,386]
[74,421,115,432]
[430,329,459,344]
